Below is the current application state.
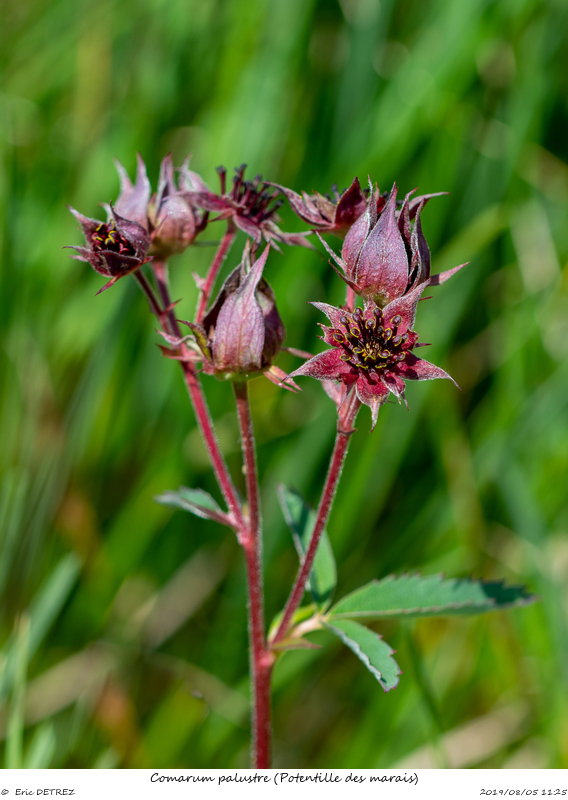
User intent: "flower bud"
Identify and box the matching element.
[186,244,285,379]
[148,155,203,258]
[114,153,208,260]
[320,183,465,306]
[341,184,408,305]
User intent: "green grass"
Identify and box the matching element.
[1,0,567,768]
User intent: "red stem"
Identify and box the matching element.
[233,382,260,542]
[182,364,245,529]
[134,270,163,319]
[233,381,272,768]
[138,265,272,763]
[134,269,245,530]
[195,222,237,323]
[152,260,181,337]
[346,285,356,312]
[272,395,360,644]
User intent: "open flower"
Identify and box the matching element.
[320,183,465,306]
[181,164,312,250]
[290,283,457,428]
[272,178,367,238]
[66,206,151,293]
[115,153,208,259]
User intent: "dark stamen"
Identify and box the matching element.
[216,166,227,194]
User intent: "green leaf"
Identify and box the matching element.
[277,484,337,609]
[5,616,29,769]
[329,574,536,620]
[24,723,56,769]
[27,553,82,656]
[323,619,400,692]
[0,553,81,702]
[154,487,230,526]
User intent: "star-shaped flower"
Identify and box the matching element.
[66,206,151,293]
[290,283,457,428]
[181,164,312,250]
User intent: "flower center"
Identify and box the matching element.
[92,223,135,256]
[331,307,411,373]
[221,165,282,223]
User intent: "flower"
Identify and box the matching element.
[320,183,465,306]
[66,206,151,293]
[289,283,457,428]
[169,244,296,388]
[272,178,367,238]
[181,164,312,250]
[115,153,208,259]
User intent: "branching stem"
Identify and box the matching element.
[139,262,272,764]
[134,267,245,530]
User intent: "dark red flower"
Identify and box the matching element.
[66,206,151,293]
[290,283,457,428]
[182,164,312,250]
[115,153,208,259]
[320,183,465,306]
[272,178,367,238]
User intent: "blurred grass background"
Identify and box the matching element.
[1,0,568,769]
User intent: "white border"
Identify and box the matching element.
[1,769,567,800]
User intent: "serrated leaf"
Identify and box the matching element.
[277,484,337,609]
[329,574,536,620]
[154,487,231,526]
[323,619,400,692]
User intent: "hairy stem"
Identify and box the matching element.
[182,365,244,528]
[134,267,245,530]
[346,285,356,312]
[134,270,163,319]
[233,381,272,768]
[233,382,260,541]
[138,264,272,764]
[152,260,181,337]
[272,396,360,644]
[195,222,237,323]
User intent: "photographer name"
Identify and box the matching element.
[15,791,75,796]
